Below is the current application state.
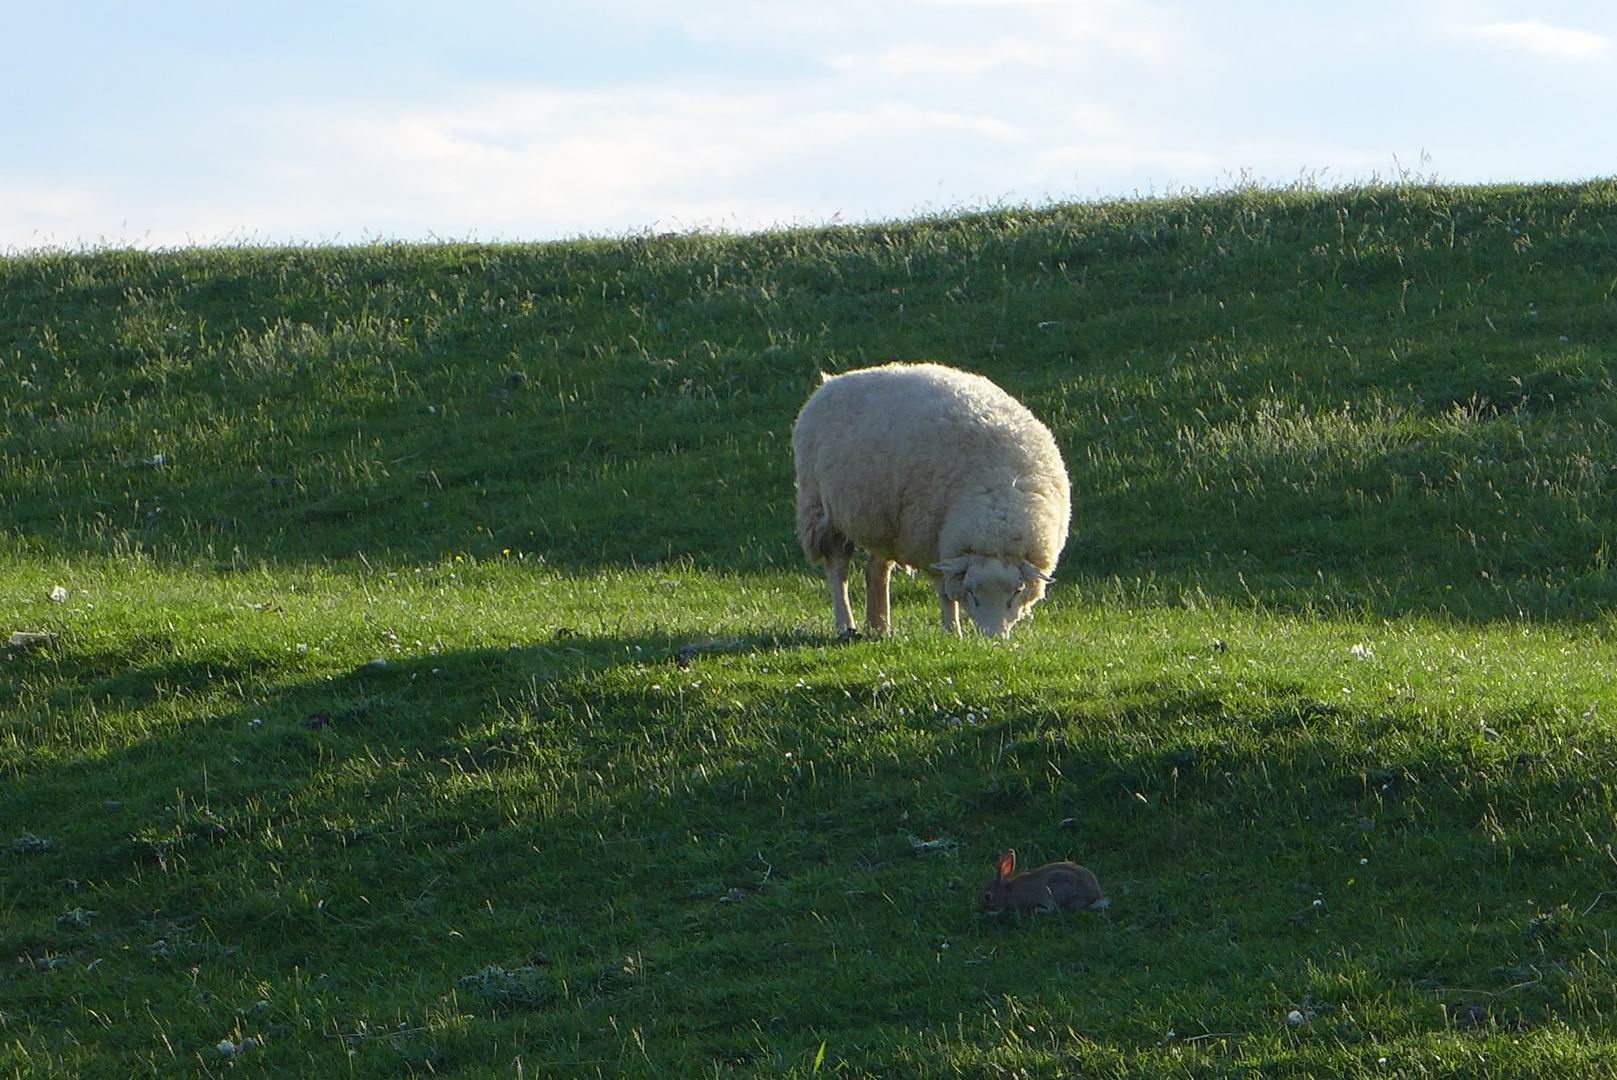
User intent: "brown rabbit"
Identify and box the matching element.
[976,848,1108,913]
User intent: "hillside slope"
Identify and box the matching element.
[5,181,1616,616]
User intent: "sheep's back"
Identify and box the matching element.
[793,363,1068,567]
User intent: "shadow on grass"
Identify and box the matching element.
[4,628,1617,1076]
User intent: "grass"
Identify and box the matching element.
[5,178,1617,1076]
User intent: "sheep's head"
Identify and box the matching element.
[933,555,1053,638]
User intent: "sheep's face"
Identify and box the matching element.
[936,556,1051,638]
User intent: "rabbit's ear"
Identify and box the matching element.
[997,849,1016,880]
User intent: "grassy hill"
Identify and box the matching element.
[7,180,1617,611]
[5,179,1617,1077]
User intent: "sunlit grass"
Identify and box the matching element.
[8,556,1617,1076]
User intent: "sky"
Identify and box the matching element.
[1,1,1613,250]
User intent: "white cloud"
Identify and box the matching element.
[7,65,1187,248]
[827,40,1056,79]
[1465,20,1611,59]
[0,182,140,251]
[825,0,1170,75]
[265,88,1052,237]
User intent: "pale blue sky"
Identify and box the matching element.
[2,1,1613,249]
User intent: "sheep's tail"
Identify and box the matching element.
[796,486,854,566]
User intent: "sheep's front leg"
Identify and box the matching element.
[865,557,895,634]
[935,580,962,636]
[827,553,857,635]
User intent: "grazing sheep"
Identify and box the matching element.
[792,361,1070,638]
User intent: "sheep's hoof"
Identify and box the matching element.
[835,628,863,644]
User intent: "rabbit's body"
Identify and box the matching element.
[977,849,1107,913]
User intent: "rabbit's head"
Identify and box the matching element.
[976,848,1018,912]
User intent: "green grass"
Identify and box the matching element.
[6,179,1617,1077]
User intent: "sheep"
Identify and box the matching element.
[792,361,1070,638]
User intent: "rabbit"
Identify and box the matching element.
[976,848,1108,913]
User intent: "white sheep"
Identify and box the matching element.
[792,361,1070,638]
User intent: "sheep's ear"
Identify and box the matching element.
[934,558,969,599]
[1019,560,1054,584]
[997,849,1017,880]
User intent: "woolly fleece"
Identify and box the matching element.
[792,361,1070,633]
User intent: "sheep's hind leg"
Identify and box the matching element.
[865,558,894,634]
[827,553,857,636]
